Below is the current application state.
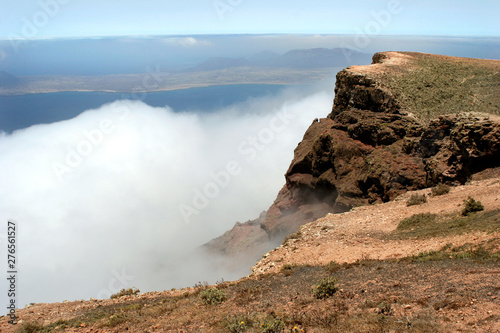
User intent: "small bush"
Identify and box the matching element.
[14,322,44,333]
[377,302,393,316]
[406,193,427,206]
[312,277,338,299]
[103,314,127,328]
[194,281,208,289]
[200,288,227,305]
[225,316,253,333]
[280,264,296,276]
[326,260,342,273]
[260,316,286,333]
[397,213,437,230]
[431,183,450,196]
[110,287,140,299]
[282,230,302,245]
[462,196,484,216]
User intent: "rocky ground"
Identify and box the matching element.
[2,173,499,332]
[253,171,500,274]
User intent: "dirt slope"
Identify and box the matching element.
[253,174,500,275]
[2,174,499,333]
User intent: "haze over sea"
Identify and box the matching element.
[0,84,290,133]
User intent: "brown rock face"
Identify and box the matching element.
[263,113,500,238]
[203,212,269,258]
[209,51,500,248]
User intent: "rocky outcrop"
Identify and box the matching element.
[263,112,500,238]
[203,212,270,258]
[208,51,500,251]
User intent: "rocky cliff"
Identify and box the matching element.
[206,51,500,257]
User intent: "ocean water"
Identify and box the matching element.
[0,84,288,133]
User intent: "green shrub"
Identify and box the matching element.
[225,316,252,333]
[397,213,438,230]
[406,193,427,206]
[431,183,450,196]
[312,277,338,299]
[200,288,227,305]
[110,287,140,299]
[462,197,484,216]
[260,316,286,333]
[14,322,44,333]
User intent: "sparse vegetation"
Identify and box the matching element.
[392,209,500,239]
[199,287,227,305]
[282,230,302,245]
[224,315,253,333]
[462,196,484,215]
[326,260,342,273]
[221,312,289,333]
[14,250,500,332]
[431,183,450,196]
[406,193,427,206]
[379,54,500,119]
[193,281,208,289]
[10,175,500,332]
[376,302,393,316]
[103,314,127,327]
[260,315,286,333]
[403,243,500,263]
[397,213,438,230]
[14,322,45,333]
[280,263,297,276]
[312,276,338,299]
[110,287,140,299]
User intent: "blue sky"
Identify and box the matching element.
[0,0,499,39]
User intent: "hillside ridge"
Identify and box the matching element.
[209,51,500,259]
[2,174,499,332]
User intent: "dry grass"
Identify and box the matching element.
[13,245,500,332]
[431,183,451,196]
[378,53,500,120]
[391,209,500,240]
[406,193,427,206]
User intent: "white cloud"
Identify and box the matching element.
[164,37,213,47]
[0,85,332,310]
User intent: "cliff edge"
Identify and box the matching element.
[207,51,500,255]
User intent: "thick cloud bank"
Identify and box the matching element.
[0,85,332,310]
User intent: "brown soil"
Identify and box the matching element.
[2,176,499,333]
[253,176,500,274]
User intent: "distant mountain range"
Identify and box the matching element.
[183,57,252,72]
[183,48,372,72]
[0,48,373,95]
[273,48,372,68]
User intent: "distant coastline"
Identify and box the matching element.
[0,84,293,133]
[0,67,341,96]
